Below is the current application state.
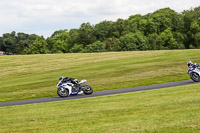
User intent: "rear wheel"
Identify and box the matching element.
[57,87,69,97]
[82,85,93,95]
[190,72,200,82]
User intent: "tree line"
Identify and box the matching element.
[1,6,200,54]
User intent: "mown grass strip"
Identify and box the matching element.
[0,83,199,133]
[0,50,200,102]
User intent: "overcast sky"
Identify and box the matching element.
[1,0,200,37]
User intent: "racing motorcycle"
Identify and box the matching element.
[57,77,93,97]
[188,63,200,82]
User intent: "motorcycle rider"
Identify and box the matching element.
[59,76,78,84]
[187,61,199,69]
[187,61,193,68]
[59,76,79,91]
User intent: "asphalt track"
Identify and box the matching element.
[0,80,199,107]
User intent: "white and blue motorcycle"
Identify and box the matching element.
[57,76,93,97]
[188,64,200,82]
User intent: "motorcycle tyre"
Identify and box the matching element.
[83,85,93,95]
[190,72,200,82]
[57,88,69,97]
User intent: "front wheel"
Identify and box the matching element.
[190,72,200,82]
[57,87,69,97]
[82,85,93,95]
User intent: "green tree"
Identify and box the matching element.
[147,33,159,50]
[190,20,200,34]
[78,22,96,46]
[173,32,185,49]
[127,14,143,33]
[104,37,119,51]
[114,32,147,51]
[23,36,49,54]
[151,8,178,33]
[1,31,17,54]
[70,44,84,53]
[112,19,128,38]
[145,18,159,35]
[0,37,4,51]
[94,21,113,41]
[159,28,178,49]
[0,31,38,55]
[68,29,80,47]
[16,33,38,54]
[83,41,106,52]
[194,32,200,48]
[182,7,200,48]
[47,30,70,53]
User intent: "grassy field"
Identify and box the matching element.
[0,83,200,133]
[0,49,200,102]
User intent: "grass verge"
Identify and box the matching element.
[0,83,200,133]
[0,49,200,102]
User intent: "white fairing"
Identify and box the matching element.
[79,79,87,84]
[57,79,86,95]
[194,69,200,75]
[189,68,200,75]
[57,80,73,94]
[62,83,73,94]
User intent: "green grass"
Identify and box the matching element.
[0,83,200,133]
[0,49,200,102]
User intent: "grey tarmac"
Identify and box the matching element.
[0,80,199,107]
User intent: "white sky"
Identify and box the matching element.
[0,0,200,37]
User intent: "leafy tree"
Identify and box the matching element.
[16,33,38,54]
[94,21,113,41]
[114,33,136,51]
[190,20,200,34]
[114,32,147,51]
[0,31,38,54]
[173,32,185,49]
[182,7,200,48]
[135,32,148,50]
[151,8,179,34]
[68,29,80,47]
[78,22,96,46]
[104,37,119,51]
[189,44,196,49]
[70,44,83,53]
[138,19,148,34]
[1,31,17,54]
[145,18,159,35]
[147,33,159,50]
[16,40,30,54]
[23,36,49,54]
[0,37,4,51]
[83,41,106,52]
[47,30,70,53]
[194,32,200,48]
[128,14,143,33]
[112,19,128,38]
[1,6,200,54]
[159,28,178,49]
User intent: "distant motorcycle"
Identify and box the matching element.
[57,76,93,97]
[188,63,200,82]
